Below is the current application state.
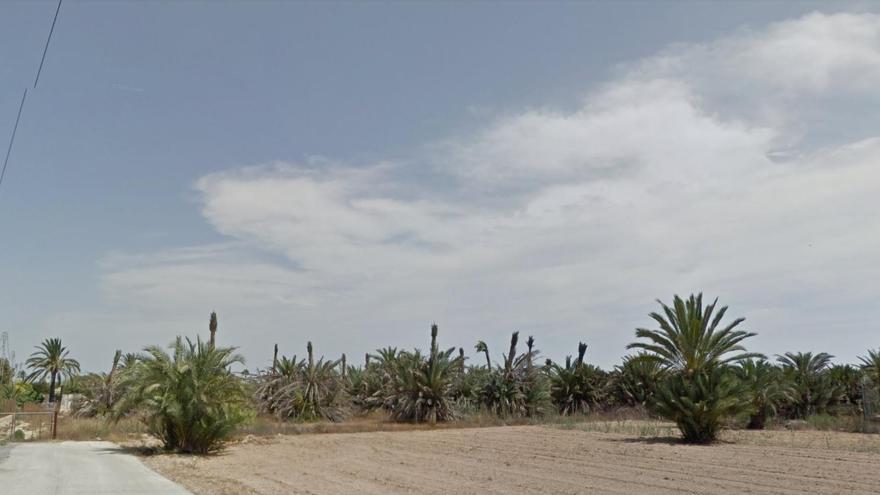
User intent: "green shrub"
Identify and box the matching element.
[1,382,44,407]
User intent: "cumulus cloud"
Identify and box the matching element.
[98,12,880,368]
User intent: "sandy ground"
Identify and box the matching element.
[141,424,880,495]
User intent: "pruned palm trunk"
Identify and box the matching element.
[526,336,534,371]
[505,332,519,371]
[209,312,218,347]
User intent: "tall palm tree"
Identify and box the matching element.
[25,338,81,403]
[627,293,761,374]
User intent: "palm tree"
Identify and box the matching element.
[628,294,760,443]
[380,324,461,423]
[478,332,550,417]
[114,336,250,453]
[25,338,81,403]
[119,353,140,371]
[628,293,761,374]
[859,349,880,390]
[735,359,794,429]
[829,364,862,408]
[547,342,604,415]
[776,351,837,418]
[611,354,664,407]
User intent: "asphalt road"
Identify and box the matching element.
[0,441,191,494]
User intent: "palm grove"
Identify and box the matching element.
[4,295,880,451]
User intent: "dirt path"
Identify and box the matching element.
[143,425,880,495]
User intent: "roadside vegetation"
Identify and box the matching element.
[5,292,880,451]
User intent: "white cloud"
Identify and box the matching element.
[634,12,880,94]
[94,12,880,368]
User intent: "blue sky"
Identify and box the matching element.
[1,1,878,372]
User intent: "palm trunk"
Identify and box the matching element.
[526,336,534,372]
[209,312,218,347]
[505,332,519,371]
[48,371,57,403]
[341,353,347,379]
[747,412,767,430]
[106,350,121,407]
[459,348,465,373]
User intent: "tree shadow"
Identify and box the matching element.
[603,436,736,447]
[602,436,682,446]
[93,443,234,458]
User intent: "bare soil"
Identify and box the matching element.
[142,424,880,494]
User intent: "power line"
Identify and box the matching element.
[1,0,64,195]
[34,0,64,89]
[0,89,28,192]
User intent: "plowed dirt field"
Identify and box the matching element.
[144,424,880,494]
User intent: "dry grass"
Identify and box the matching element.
[556,419,880,454]
[46,408,880,458]
[559,418,681,438]
[722,427,880,453]
[235,410,590,438]
[54,416,147,442]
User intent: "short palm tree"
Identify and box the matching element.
[298,342,345,421]
[612,354,665,407]
[114,336,251,453]
[547,343,604,415]
[25,338,81,403]
[628,294,761,443]
[256,343,345,421]
[859,349,880,390]
[829,364,862,408]
[735,359,794,429]
[381,324,461,423]
[776,352,837,418]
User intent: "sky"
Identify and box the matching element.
[1,1,879,372]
